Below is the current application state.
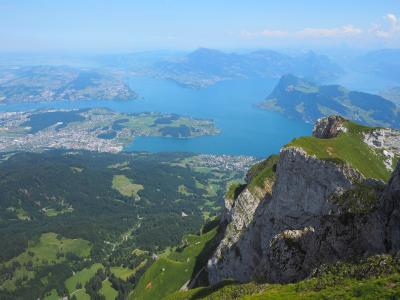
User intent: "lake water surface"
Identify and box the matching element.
[0,76,312,158]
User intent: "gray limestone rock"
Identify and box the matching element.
[312,115,347,139]
[207,146,400,285]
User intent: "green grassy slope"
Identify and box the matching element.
[129,227,219,300]
[99,279,118,300]
[247,155,279,193]
[112,174,144,198]
[166,275,400,300]
[167,254,400,299]
[65,263,103,298]
[0,232,91,292]
[110,267,136,281]
[286,121,391,181]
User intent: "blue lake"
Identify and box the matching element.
[0,76,312,158]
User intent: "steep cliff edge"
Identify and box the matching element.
[207,116,400,285]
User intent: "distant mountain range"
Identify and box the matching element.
[353,49,400,83]
[153,48,344,88]
[258,74,400,128]
[0,65,137,103]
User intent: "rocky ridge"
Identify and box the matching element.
[363,128,400,171]
[312,115,347,139]
[207,116,400,285]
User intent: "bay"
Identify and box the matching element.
[0,76,312,158]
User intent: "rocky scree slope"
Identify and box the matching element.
[207,115,400,285]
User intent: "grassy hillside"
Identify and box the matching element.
[247,155,279,194]
[112,174,144,198]
[110,267,136,281]
[286,121,391,181]
[166,255,400,300]
[65,263,104,297]
[99,279,118,300]
[129,226,219,300]
[166,275,400,300]
[0,233,91,293]
[0,150,249,299]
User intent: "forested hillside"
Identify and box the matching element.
[0,150,252,299]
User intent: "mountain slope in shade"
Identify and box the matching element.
[258,74,400,128]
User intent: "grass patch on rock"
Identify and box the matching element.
[286,121,390,181]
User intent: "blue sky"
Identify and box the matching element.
[0,0,399,52]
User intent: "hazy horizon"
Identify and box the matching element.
[1,0,399,53]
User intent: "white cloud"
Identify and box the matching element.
[297,25,363,37]
[342,25,364,35]
[241,25,362,39]
[386,13,399,29]
[366,13,400,39]
[240,13,399,42]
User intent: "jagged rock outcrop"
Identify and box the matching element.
[312,115,347,138]
[207,117,400,285]
[363,128,400,171]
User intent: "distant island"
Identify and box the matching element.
[0,65,137,103]
[258,74,400,128]
[0,108,220,152]
[152,48,343,88]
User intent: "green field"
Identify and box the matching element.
[286,121,391,181]
[112,174,144,198]
[43,288,60,300]
[178,184,193,196]
[129,227,219,300]
[15,207,30,221]
[0,232,91,291]
[110,266,136,281]
[42,207,74,217]
[99,279,118,300]
[65,263,104,298]
[71,288,90,300]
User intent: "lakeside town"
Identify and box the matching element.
[0,108,219,153]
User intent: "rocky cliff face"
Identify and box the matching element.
[363,128,400,171]
[207,117,400,285]
[312,115,347,138]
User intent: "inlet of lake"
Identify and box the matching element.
[0,76,312,158]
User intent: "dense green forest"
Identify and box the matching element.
[0,150,249,299]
